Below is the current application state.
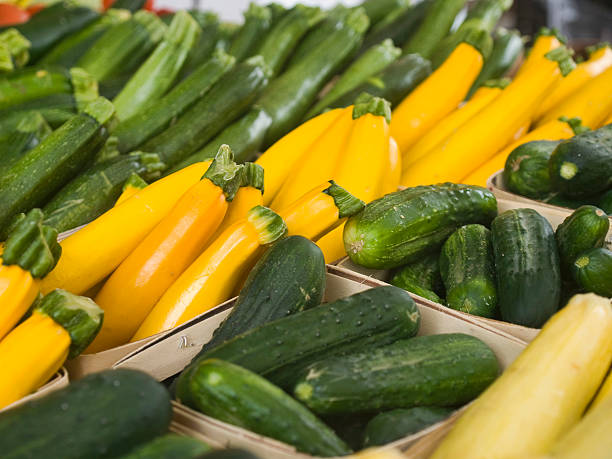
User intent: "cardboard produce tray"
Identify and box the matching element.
[0,368,68,413]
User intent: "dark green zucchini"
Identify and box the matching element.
[114,49,235,153]
[196,450,261,459]
[556,205,609,278]
[363,407,453,447]
[359,0,410,26]
[0,369,172,459]
[119,434,211,459]
[503,140,562,199]
[0,111,51,174]
[111,0,148,12]
[180,359,351,457]
[572,248,612,297]
[344,184,498,269]
[491,208,562,327]
[0,97,114,237]
[549,124,612,199]
[228,3,272,61]
[440,224,497,318]
[178,12,220,80]
[141,56,270,168]
[293,333,499,415]
[598,189,612,214]
[214,22,240,53]
[390,252,445,304]
[200,235,325,353]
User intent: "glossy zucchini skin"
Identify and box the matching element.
[228,4,272,61]
[548,125,612,199]
[556,205,610,278]
[179,359,352,457]
[178,12,220,81]
[491,208,562,327]
[440,224,498,318]
[293,333,499,415]
[390,252,445,304]
[572,248,612,297]
[360,0,408,26]
[0,65,71,112]
[503,140,560,199]
[0,112,50,174]
[200,236,326,353]
[344,184,498,269]
[118,434,211,459]
[0,369,172,459]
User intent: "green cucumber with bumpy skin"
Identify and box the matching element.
[491,208,562,327]
[0,29,30,72]
[0,111,51,174]
[229,4,272,61]
[390,252,445,304]
[180,359,351,457]
[440,224,497,318]
[118,434,211,459]
[293,333,499,415]
[543,193,599,210]
[572,248,612,297]
[178,12,220,81]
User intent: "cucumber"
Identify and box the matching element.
[503,140,561,199]
[0,369,172,459]
[200,235,325,353]
[229,4,272,61]
[141,56,270,168]
[0,97,115,238]
[556,206,610,278]
[323,414,372,451]
[112,11,201,121]
[344,184,498,269]
[0,29,30,72]
[119,434,211,459]
[0,111,51,174]
[359,0,410,26]
[179,359,351,457]
[39,9,131,67]
[390,252,445,304]
[491,208,562,327]
[598,189,612,213]
[363,407,453,447]
[543,193,598,210]
[114,49,235,153]
[293,333,499,415]
[181,286,420,392]
[178,12,220,81]
[549,124,612,199]
[440,224,497,318]
[259,7,370,146]
[330,53,432,108]
[403,0,467,58]
[196,450,260,459]
[572,248,612,297]
[42,152,165,233]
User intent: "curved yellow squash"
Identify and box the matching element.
[0,263,39,341]
[589,369,612,411]
[315,224,346,265]
[515,31,563,78]
[381,136,401,196]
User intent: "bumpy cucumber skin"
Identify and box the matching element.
[293,333,499,415]
[491,208,562,327]
[503,140,559,199]
[440,224,497,318]
[118,434,210,459]
[344,184,498,269]
[390,251,445,304]
[572,248,612,297]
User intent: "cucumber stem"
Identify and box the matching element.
[352,92,392,123]
[202,145,244,202]
[241,163,265,193]
[324,181,366,218]
[247,205,287,245]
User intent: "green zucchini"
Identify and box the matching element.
[0,369,172,459]
[42,152,165,233]
[255,5,322,75]
[119,434,211,459]
[114,49,235,153]
[403,0,467,58]
[363,407,453,447]
[440,224,497,318]
[180,359,351,457]
[200,235,326,353]
[503,140,561,199]
[0,29,30,72]
[196,450,261,459]
[229,3,272,61]
[491,208,562,327]
[0,111,51,174]
[467,28,524,98]
[111,0,148,12]
[141,56,270,168]
[294,333,499,415]
[77,11,166,83]
[390,252,445,304]
[183,286,420,392]
[3,2,99,62]
[556,205,610,277]
[113,12,200,121]
[306,38,401,119]
[0,97,115,237]
[359,0,410,26]
[178,12,220,81]
[267,3,288,24]
[259,7,369,146]
[215,22,240,53]
[572,248,612,297]
[39,9,131,67]
[344,184,498,269]
[330,53,432,108]
[549,124,612,199]
[598,189,612,214]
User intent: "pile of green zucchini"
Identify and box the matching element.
[503,123,612,213]
[344,183,611,326]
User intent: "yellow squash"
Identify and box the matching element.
[270,106,354,210]
[516,28,564,78]
[390,41,485,154]
[114,173,148,207]
[257,108,344,205]
[315,225,346,264]
[604,112,612,125]
[41,161,212,295]
[431,293,612,459]
[401,46,574,186]
[131,206,286,341]
[589,369,612,411]
[0,264,39,342]
[382,136,401,195]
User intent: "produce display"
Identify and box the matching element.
[1,0,612,457]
